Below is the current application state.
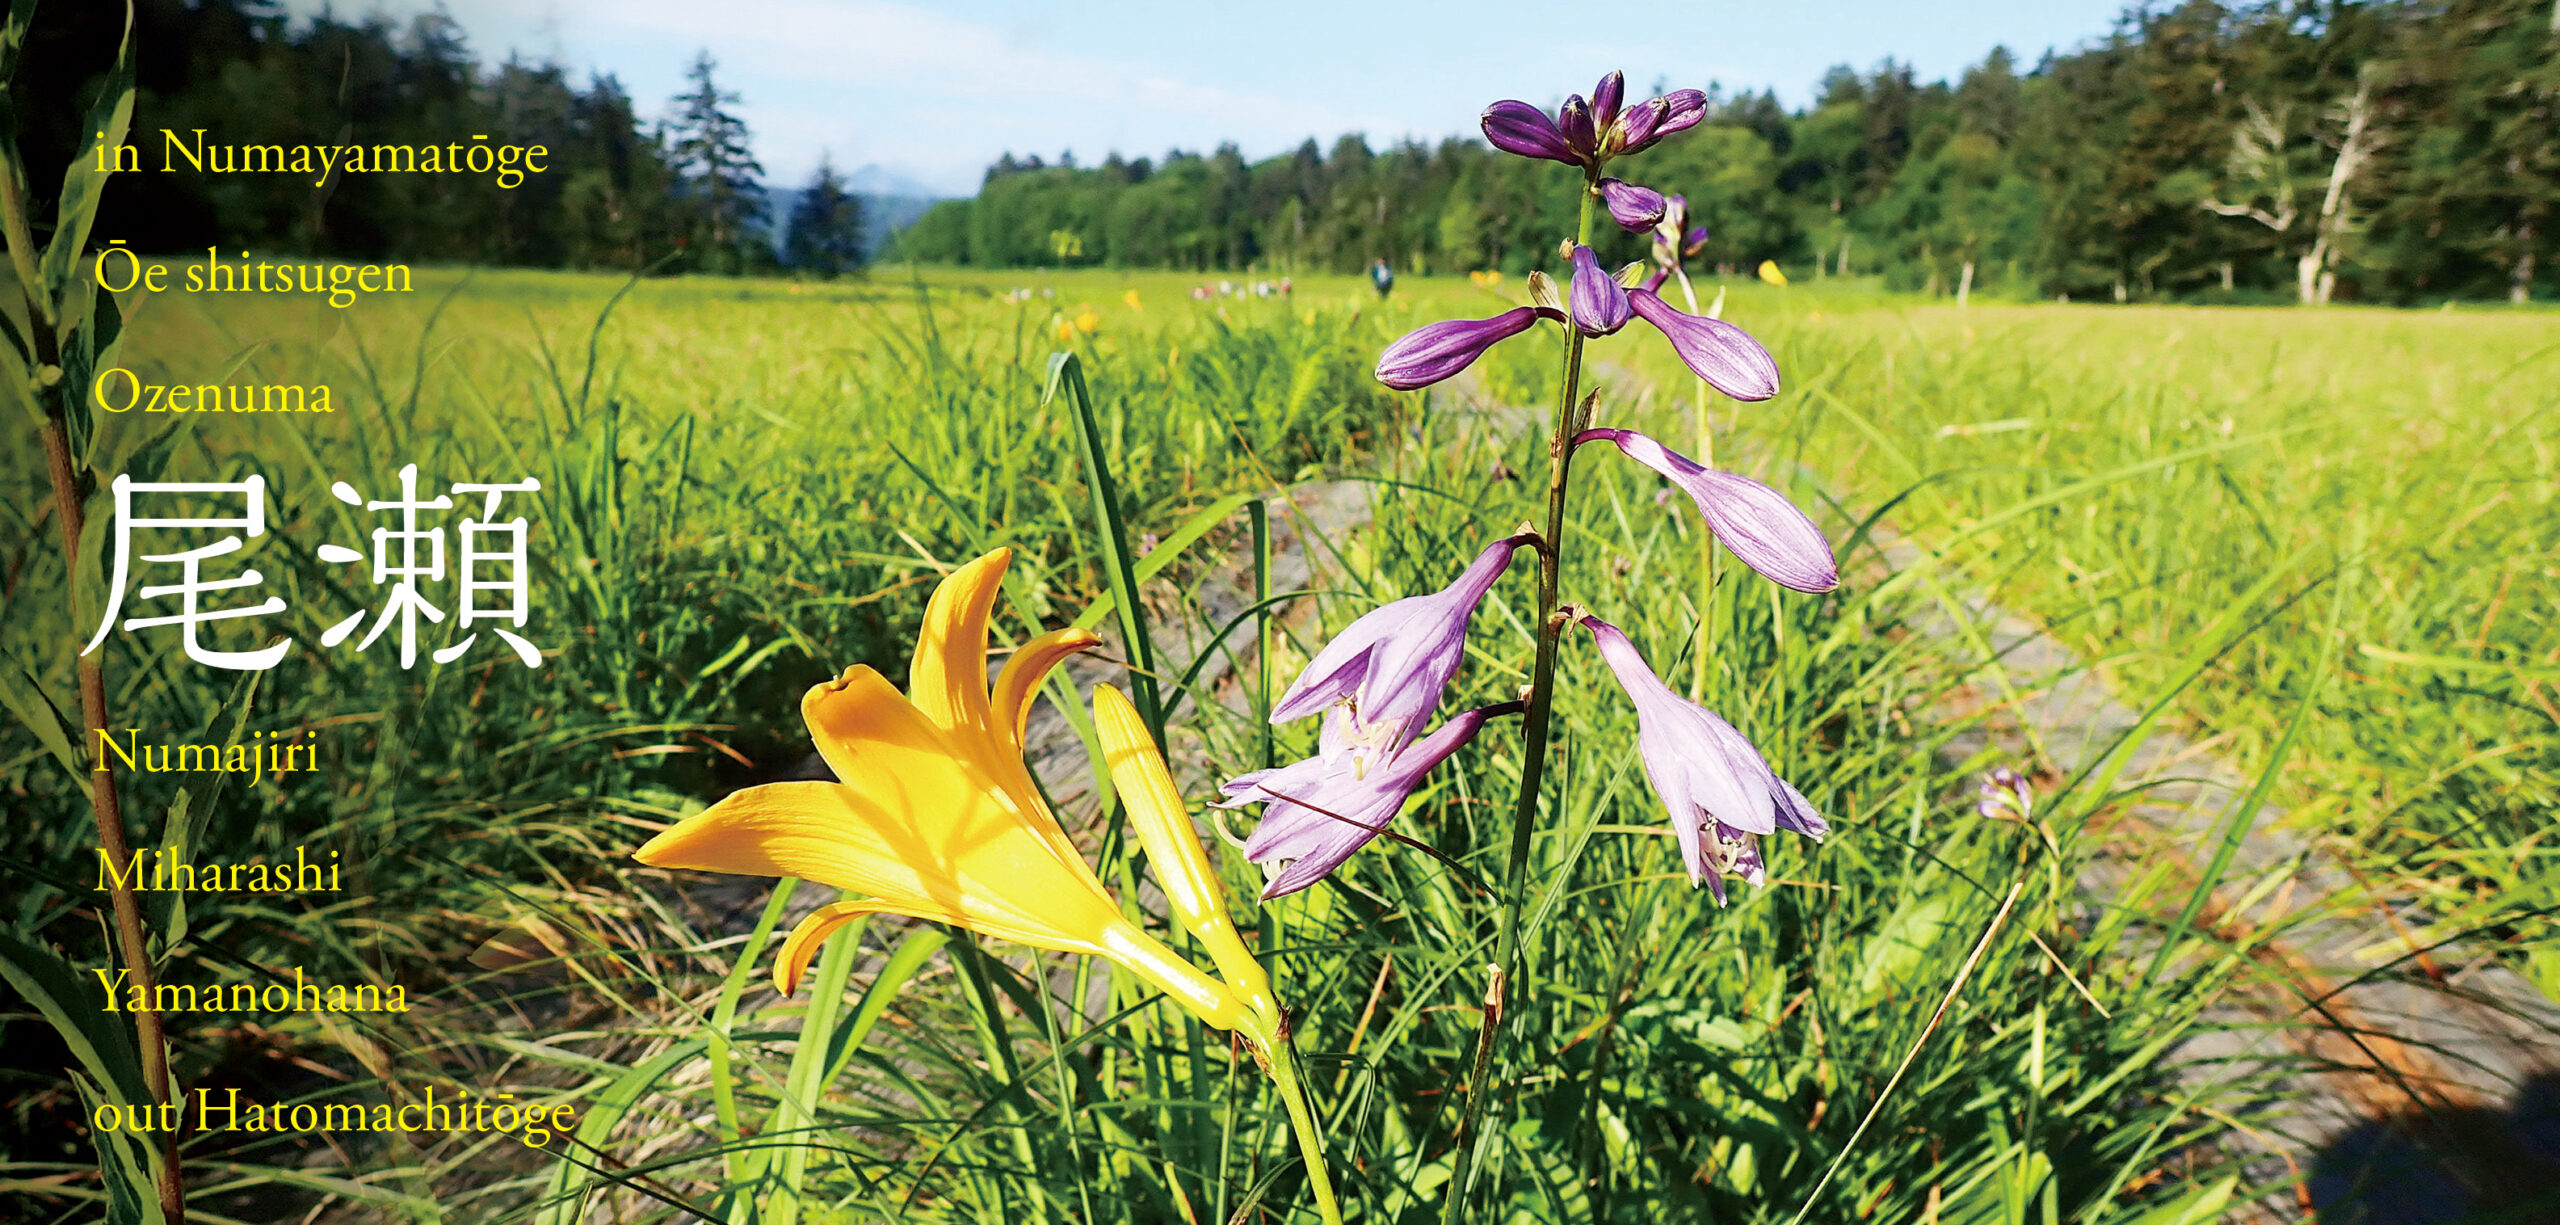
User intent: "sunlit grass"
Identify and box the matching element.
[4,262,2548,1222]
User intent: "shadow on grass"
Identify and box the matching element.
[2311,1070,2560,1224]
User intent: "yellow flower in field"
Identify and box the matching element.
[1123,288,1144,312]
[1757,259,1788,287]
[635,548,1260,1033]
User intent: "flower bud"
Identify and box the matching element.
[1481,99,1578,165]
[1599,178,1667,233]
[1575,428,1838,592]
[1558,94,1597,157]
[1374,307,1544,390]
[1627,287,1780,401]
[1591,71,1625,131]
[1526,270,1563,314]
[1568,245,1631,337]
[1624,90,1707,154]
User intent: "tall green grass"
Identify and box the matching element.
[1657,296,2559,996]
[2,264,2506,1222]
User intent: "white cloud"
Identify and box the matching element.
[412,0,1380,193]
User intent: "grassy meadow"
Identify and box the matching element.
[4,261,2554,1222]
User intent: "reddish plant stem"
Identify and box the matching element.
[35,329,184,1224]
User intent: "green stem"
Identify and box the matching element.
[1673,268,1720,699]
[1264,1036,1344,1225]
[1439,173,1600,1225]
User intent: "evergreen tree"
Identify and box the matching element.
[665,49,767,272]
[785,156,868,277]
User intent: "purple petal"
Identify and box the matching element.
[1624,89,1708,154]
[1599,178,1666,233]
[1618,98,1666,151]
[1692,714,1781,836]
[1627,287,1780,401]
[1591,70,1625,131]
[1773,777,1829,839]
[1558,95,1596,157]
[1271,533,1530,743]
[1374,306,1542,390]
[1581,615,1774,839]
[1242,705,1502,899]
[1576,612,1824,898]
[1575,428,1838,593]
[1568,245,1630,337]
[1269,605,1400,722]
[1481,99,1577,165]
[1579,613,1780,862]
[1353,535,1529,739]
[1682,226,1710,256]
[1654,89,1708,135]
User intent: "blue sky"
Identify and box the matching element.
[300,0,2135,196]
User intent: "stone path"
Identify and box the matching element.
[1891,529,2560,1218]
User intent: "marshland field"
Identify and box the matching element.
[4,261,2553,1221]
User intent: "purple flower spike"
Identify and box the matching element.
[1568,245,1631,336]
[1481,99,1578,166]
[1271,533,1533,748]
[1558,95,1597,157]
[1576,428,1839,593]
[1224,704,1503,899]
[1599,178,1667,233]
[1484,75,1710,168]
[1626,287,1781,401]
[1591,70,1625,130]
[1577,611,1827,900]
[1375,306,1550,390]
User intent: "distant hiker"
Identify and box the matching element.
[1370,258,1394,299]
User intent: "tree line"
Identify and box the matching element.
[29,0,864,276]
[23,1,2551,302]
[899,0,2555,304]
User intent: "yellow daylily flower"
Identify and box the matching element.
[635,547,1253,1032]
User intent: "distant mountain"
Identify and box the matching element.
[761,175,945,266]
[840,163,941,200]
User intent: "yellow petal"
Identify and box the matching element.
[798,659,1008,813]
[775,899,889,996]
[635,774,1123,953]
[771,899,1115,995]
[1098,917,1255,1033]
[908,548,1010,749]
[993,626,1103,753]
[989,626,1106,871]
[1094,684,1276,1026]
